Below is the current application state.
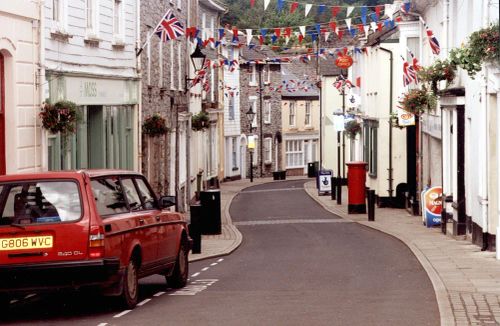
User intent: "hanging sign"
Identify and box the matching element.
[397,108,415,127]
[335,55,353,69]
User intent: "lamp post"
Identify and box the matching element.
[185,44,207,91]
[246,106,256,182]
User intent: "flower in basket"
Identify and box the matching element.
[142,114,169,137]
[191,111,210,131]
[399,89,437,115]
[39,100,79,135]
[418,59,456,94]
[344,119,361,139]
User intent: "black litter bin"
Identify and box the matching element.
[307,161,319,178]
[200,189,221,235]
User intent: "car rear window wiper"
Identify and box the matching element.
[10,223,26,230]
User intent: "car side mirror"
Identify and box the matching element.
[160,195,176,208]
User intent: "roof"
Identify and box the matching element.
[0,169,142,182]
[199,0,227,13]
[281,66,319,98]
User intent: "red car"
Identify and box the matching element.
[0,170,191,308]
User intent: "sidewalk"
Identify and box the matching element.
[189,178,500,326]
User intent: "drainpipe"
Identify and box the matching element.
[38,0,46,171]
[379,46,394,203]
[258,64,263,177]
[481,0,490,250]
[136,0,142,173]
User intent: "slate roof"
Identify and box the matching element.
[281,66,319,98]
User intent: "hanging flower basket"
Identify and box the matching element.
[191,111,210,131]
[389,112,405,129]
[344,120,361,139]
[39,100,79,135]
[450,22,499,78]
[399,89,437,115]
[142,114,169,137]
[418,59,456,94]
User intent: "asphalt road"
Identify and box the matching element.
[1,179,439,325]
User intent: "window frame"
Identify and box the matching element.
[285,140,304,168]
[228,96,235,120]
[304,101,311,126]
[289,102,296,127]
[263,100,271,124]
[264,137,272,164]
[113,0,124,41]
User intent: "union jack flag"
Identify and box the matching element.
[425,25,440,55]
[403,61,413,87]
[155,10,185,42]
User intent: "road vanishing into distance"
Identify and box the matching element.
[1,179,439,326]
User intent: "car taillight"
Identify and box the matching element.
[89,225,105,258]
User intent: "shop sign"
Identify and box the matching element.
[421,186,442,227]
[335,55,353,69]
[397,108,415,127]
[317,170,333,195]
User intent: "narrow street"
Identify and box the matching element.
[2,179,439,325]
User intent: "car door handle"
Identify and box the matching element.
[155,216,161,222]
[139,218,145,224]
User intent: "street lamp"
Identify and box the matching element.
[246,106,256,182]
[185,44,207,92]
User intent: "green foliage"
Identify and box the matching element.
[418,59,456,94]
[191,111,210,131]
[399,89,437,115]
[221,0,394,42]
[344,119,361,139]
[40,100,80,135]
[449,22,499,79]
[142,114,169,137]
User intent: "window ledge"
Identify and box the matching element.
[50,29,72,42]
[112,39,126,50]
[264,161,272,166]
[232,167,239,171]
[84,37,101,47]
[249,82,258,87]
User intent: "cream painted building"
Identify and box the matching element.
[0,1,42,174]
[281,68,320,175]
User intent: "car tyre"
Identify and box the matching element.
[120,258,139,309]
[167,238,189,289]
[0,295,9,312]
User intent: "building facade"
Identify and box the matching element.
[43,0,140,172]
[0,1,42,174]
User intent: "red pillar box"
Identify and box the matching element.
[346,162,368,214]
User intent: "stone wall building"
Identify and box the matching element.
[240,46,282,179]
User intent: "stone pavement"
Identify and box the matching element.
[188,177,500,326]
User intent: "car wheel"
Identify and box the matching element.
[120,259,139,309]
[167,238,189,289]
[0,295,10,312]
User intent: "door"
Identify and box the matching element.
[0,53,5,175]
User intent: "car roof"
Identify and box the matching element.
[0,169,142,182]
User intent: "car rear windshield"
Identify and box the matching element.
[0,181,82,226]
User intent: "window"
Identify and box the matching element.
[121,178,142,211]
[86,0,93,29]
[232,137,238,169]
[305,101,311,126]
[363,122,378,176]
[147,30,152,86]
[249,64,257,85]
[264,137,272,163]
[264,100,271,124]
[113,0,123,39]
[91,178,128,216]
[201,13,207,40]
[170,41,175,90]
[176,0,182,9]
[0,181,82,225]
[263,65,271,84]
[289,102,296,127]
[228,96,235,120]
[210,67,215,102]
[177,42,183,91]
[286,140,304,168]
[135,178,157,209]
[229,47,235,61]
[249,97,257,128]
[158,41,163,88]
[53,0,60,22]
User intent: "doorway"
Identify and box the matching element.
[0,53,5,174]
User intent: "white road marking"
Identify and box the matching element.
[137,299,151,306]
[217,258,224,263]
[210,263,218,266]
[154,291,166,297]
[10,299,18,304]
[97,323,108,326]
[191,272,200,277]
[24,294,36,299]
[234,218,352,226]
[201,267,209,271]
[169,279,218,296]
[113,310,132,318]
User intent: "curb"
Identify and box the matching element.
[303,181,454,326]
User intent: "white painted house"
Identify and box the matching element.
[43,0,140,171]
[222,41,241,180]
[0,1,42,174]
[413,0,500,253]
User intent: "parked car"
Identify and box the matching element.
[0,170,191,309]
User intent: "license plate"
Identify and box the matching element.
[0,236,53,251]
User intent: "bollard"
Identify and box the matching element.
[189,204,202,253]
[441,206,447,234]
[367,190,375,221]
[336,178,342,205]
[331,177,337,200]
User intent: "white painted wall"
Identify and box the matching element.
[0,0,42,173]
